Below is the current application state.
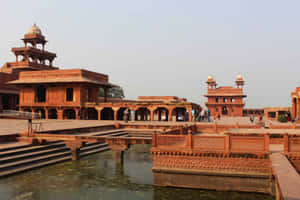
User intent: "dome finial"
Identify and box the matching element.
[236,74,243,80]
[28,23,42,35]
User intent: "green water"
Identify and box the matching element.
[0,145,274,200]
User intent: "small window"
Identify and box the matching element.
[231,98,234,102]
[216,98,219,103]
[66,88,73,102]
[223,98,227,103]
[36,85,46,102]
[268,112,276,118]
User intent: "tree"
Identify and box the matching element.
[98,86,125,99]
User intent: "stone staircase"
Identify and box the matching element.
[0,128,129,177]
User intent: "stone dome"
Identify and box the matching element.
[236,74,243,80]
[28,24,42,35]
[207,75,214,81]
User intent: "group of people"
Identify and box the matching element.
[123,108,134,122]
[122,108,212,123]
[194,109,211,122]
[286,111,298,122]
[249,114,263,124]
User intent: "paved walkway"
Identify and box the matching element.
[270,153,300,200]
[0,119,115,135]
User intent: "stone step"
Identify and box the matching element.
[0,143,110,177]
[80,143,108,153]
[0,156,71,177]
[80,146,110,158]
[107,132,128,137]
[72,129,124,136]
[0,145,69,165]
[0,142,32,153]
[81,129,127,137]
[0,150,71,171]
[0,142,65,158]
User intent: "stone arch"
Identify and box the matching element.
[35,108,45,119]
[63,109,76,119]
[117,107,131,120]
[172,107,187,122]
[135,107,150,121]
[154,107,169,121]
[48,109,57,119]
[101,107,114,120]
[87,108,98,120]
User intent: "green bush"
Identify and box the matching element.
[278,114,287,123]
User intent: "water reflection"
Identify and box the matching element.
[0,144,273,200]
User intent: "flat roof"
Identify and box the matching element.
[8,69,118,87]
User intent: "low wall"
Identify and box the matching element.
[153,134,270,152]
[153,168,273,194]
[151,134,273,194]
[284,134,300,174]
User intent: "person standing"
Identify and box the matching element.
[124,108,129,123]
[192,110,195,122]
[250,114,254,123]
[78,109,81,120]
[130,110,135,121]
[196,111,201,122]
[200,109,205,121]
[207,109,211,122]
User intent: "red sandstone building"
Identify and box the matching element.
[3,25,200,121]
[204,75,246,117]
[0,24,57,111]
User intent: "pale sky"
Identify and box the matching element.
[0,0,299,108]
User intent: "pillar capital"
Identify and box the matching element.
[112,107,120,112]
[95,106,104,112]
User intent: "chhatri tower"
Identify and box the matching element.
[1,24,57,74]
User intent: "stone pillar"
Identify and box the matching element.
[297,99,300,122]
[187,108,193,122]
[292,99,296,119]
[149,110,153,121]
[115,150,124,165]
[113,107,119,121]
[96,107,103,120]
[108,141,129,165]
[45,109,48,119]
[65,141,83,161]
[168,109,173,122]
[75,108,79,120]
[149,108,156,121]
[114,110,118,121]
[57,109,63,120]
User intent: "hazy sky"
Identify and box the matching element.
[1,0,300,108]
